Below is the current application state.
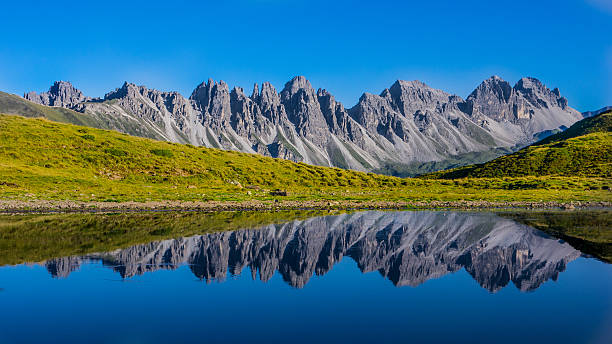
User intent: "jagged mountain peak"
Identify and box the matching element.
[386,79,455,115]
[50,80,77,91]
[258,81,280,104]
[481,75,511,86]
[515,76,544,90]
[102,82,185,102]
[513,77,571,110]
[513,76,562,99]
[316,88,332,98]
[282,76,314,95]
[104,81,147,100]
[251,83,260,99]
[260,81,277,94]
[480,75,509,85]
[231,86,245,96]
[468,75,513,103]
[191,79,229,93]
[24,80,90,107]
[388,79,451,98]
[392,79,430,89]
[189,79,230,112]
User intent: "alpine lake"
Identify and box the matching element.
[0,209,610,343]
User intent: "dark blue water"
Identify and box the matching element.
[0,211,611,344]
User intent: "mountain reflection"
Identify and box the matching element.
[43,211,581,292]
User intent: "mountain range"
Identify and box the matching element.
[17,76,582,175]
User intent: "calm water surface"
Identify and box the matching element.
[0,210,611,343]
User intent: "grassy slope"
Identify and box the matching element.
[0,91,106,128]
[0,114,610,204]
[0,91,169,142]
[426,112,612,179]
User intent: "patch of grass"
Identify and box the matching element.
[105,148,127,157]
[150,149,174,158]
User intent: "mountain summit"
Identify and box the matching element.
[21,76,582,175]
[24,81,91,107]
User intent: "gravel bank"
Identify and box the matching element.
[0,199,609,213]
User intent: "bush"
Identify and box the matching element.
[150,149,174,158]
[105,148,127,157]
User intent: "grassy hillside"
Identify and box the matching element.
[0,91,170,142]
[0,114,609,204]
[0,91,105,128]
[426,112,612,179]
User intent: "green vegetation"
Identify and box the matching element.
[150,149,174,157]
[0,91,104,128]
[0,114,610,204]
[426,112,612,179]
[0,91,168,142]
[499,210,612,262]
[0,210,333,265]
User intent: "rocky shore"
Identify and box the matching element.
[0,199,609,214]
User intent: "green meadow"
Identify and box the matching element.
[0,114,610,205]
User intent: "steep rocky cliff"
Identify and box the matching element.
[24,81,91,107]
[23,76,582,175]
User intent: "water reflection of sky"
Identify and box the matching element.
[0,257,611,344]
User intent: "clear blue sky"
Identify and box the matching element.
[1,0,610,111]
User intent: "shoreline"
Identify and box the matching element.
[0,199,610,214]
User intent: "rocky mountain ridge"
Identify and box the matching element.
[24,81,91,107]
[582,106,612,118]
[23,76,582,175]
[42,211,580,292]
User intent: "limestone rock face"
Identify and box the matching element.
[462,76,582,144]
[23,75,583,175]
[42,211,581,292]
[24,81,91,107]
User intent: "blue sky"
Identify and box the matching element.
[1,0,610,111]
